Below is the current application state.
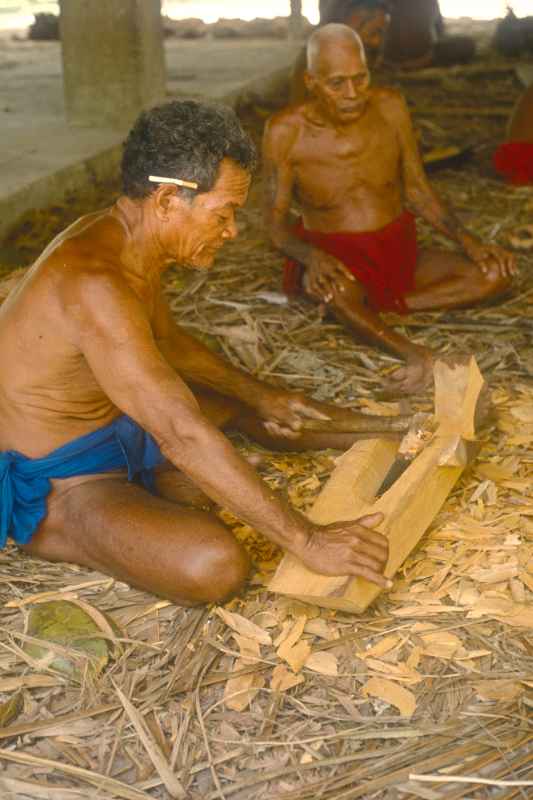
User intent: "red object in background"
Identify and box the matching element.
[283,211,417,313]
[493,141,533,186]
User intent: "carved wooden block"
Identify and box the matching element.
[269,358,484,613]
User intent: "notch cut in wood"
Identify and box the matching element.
[269,358,484,614]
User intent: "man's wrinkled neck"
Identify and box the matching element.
[111,196,169,283]
[307,99,359,132]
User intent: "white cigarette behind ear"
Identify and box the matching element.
[148,175,199,190]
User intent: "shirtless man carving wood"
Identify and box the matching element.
[0,101,395,606]
[263,24,516,394]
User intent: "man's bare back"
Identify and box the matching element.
[263,24,515,394]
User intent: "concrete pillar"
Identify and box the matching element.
[59,0,166,129]
[289,0,303,39]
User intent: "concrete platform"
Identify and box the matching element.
[0,32,296,243]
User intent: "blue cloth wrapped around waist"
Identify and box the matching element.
[0,415,165,548]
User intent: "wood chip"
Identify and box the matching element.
[305,651,338,676]
[362,677,417,717]
[271,664,305,692]
[216,607,272,645]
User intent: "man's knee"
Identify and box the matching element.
[329,275,368,310]
[480,264,513,301]
[303,270,367,309]
[185,529,252,606]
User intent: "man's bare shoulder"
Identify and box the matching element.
[263,105,307,156]
[37,215,125,287]
[42,213,124,270]
[35,216,141,322]
[370,86,411,123]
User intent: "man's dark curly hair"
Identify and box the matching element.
[121,100,257,199]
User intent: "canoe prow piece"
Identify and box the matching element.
[269,357,485,614]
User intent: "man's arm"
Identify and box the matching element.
[67,269,390,585]
[154,296,269,404]
[153,293,331,434]
[262,114,356,296]
[388,90,515,276]
[390,91,468,242]
[262,114,314,266]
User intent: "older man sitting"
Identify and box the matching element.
[263,24,515,394]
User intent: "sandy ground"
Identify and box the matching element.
[0,30,298,118]
[0,30,300,245]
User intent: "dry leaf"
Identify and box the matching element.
[303,618,339,640]
[476,463,515,482]
[0,675,63,692]
[224,658,265,711]
[271,664,304,692]
[305,651,338,676]
[280,640,311,673]
[510,405,533,422]
[454,649,491,660]
[114,684,186,799]
[365,658,422,685]
[29,718,102,738]
[448,582,480,606]
[469,564,519,584]
[252,611,278,629]
[361,634,401,659]
[391,604,461,617]
[276,617,306,659]
[411,624,463,660]
[473,680,524,702]
[467,597,533,629]
[273,619,294,648]
[285,602,320,620]
[519,571,533,593]
[23,600,113,677]
[406,646,422,669]
[359,398,401,416]
[216,608,272,645]
[233,634,261,663]
[0,777,86,800]
[0,691,23,727]
[362,677,416,717]
[509,578,526,603]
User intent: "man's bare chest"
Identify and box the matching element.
[291,116,400,207]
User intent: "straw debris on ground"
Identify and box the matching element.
[0,38,532,800]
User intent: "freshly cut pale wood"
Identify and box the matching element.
[433,358,484,439]
[269,358,484,613]
[269,439,399,610]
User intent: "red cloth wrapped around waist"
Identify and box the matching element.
[493,141,533,186]
[283,211,417,313]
